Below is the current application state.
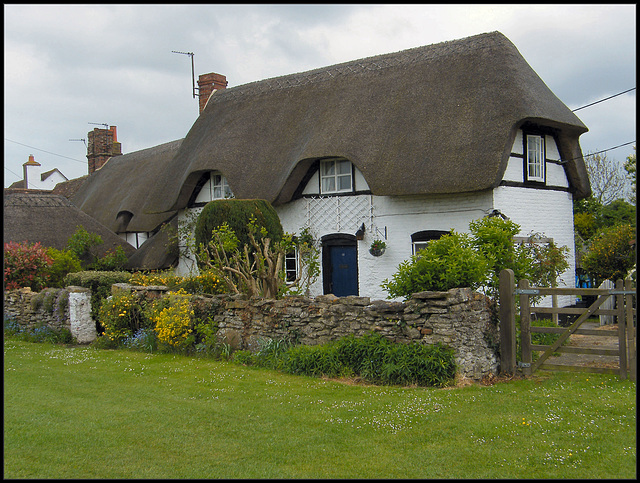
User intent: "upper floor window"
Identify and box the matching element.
[320,158,353,194]
[526,134,545,182]
[193,172,233,205]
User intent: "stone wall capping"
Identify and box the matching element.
[411,290,448,299]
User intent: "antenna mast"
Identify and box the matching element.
[172,50,198,98]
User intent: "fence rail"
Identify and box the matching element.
[499,269,636,381]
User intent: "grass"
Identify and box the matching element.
[3,337,636,479]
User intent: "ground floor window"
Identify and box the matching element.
[411,230,449,255]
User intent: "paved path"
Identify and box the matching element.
[546,320,621,369]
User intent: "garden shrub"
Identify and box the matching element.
[129,270,227,295]
[381,231,487,299]
[65,226,103,269]
[4,241,53,291]
[97,290,152,345]
[45,248,82,288]
[92,246,129,271]
[194,199,284,264]
[582,223,636,285]
[148,289,195,351]
[237,332,457,387]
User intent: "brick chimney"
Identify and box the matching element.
[87,125,122,174]
[197,72,228,114]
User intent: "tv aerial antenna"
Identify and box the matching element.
[69,138,87,148]
[88,122,109,129]
[172,50,198,99]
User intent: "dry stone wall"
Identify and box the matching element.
[212,288,500,379]
[4,285,500,379]
[4,287,70,331]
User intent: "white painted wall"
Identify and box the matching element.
[24,164,67,190]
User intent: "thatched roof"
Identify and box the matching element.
[137,31,589,214]
[52,175,89,199]
[71,139,183,233]
[3,190,135,258]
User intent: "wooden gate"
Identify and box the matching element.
[499,269,636,381]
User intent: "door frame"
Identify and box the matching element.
[321,233,358,296]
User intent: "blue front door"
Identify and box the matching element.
[329,245,358,296]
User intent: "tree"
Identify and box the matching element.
[583,151,631,206]
[197,219,319,299]
[624,146,636,203]
[581,224,636,285]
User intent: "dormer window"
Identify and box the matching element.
[526,134,545,182]
[320,158,353,194]
[192,172,233,206]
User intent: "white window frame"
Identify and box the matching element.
[526,134,545,182]
[285,248,299,283]
[195,172,234,203]
[320,159,353,194]
[412,241,430,256]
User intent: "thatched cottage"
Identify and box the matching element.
[70,31,590,303]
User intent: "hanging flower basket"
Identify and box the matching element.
[369,240,386,257]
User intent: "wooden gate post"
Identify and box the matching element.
[616,279,629,380]
[519,279,532,374]
[499,269,516,374]
[624,279,636,382]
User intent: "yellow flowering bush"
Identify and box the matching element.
[130,270,225,295]
[97,291,150,344]
[150,289,195,350]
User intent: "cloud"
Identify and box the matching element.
[3,4,636,188]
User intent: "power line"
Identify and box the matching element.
[4,138,87,164]
[572,87,636,112]
[559,140,636,164]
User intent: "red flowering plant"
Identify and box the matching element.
[4,241,53,291]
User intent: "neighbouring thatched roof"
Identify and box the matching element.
[3,190,136,258]
[52,175,89,199]
[71,139,183,233]
[137,31,589,214]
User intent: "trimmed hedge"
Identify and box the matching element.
[194,199,284,256]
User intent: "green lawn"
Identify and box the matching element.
[4,337,636,479]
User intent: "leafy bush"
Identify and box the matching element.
[97,290,152,344]
[92,246,128,271]
[381,231,487,299]
[66,226,103,269]
[45,248,82,288]
[582,224,636,285]
[233,332,457,387]
[4,241,53,291]
[195,199,284,262]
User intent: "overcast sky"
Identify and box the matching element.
[3,4,636,189]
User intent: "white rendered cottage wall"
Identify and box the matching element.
[277,186,496,300]
[498,130,576,307]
